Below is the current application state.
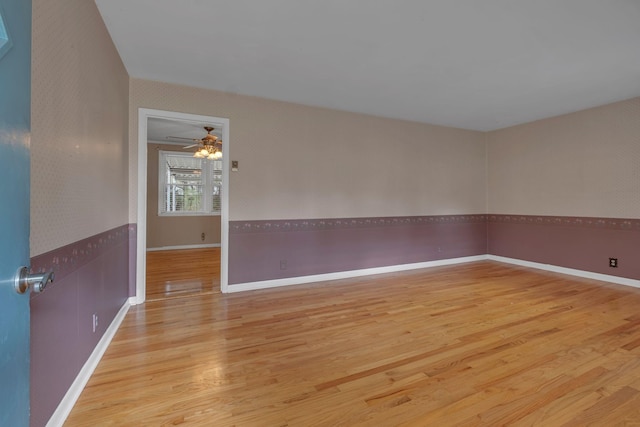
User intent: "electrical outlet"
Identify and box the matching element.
[609,258,618,268]
[201,232,206,241]
[280,260,287,270]
[92,313,98,333]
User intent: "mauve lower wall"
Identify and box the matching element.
[29,225,133,427]
[229,215,487,284]
[488,215,640,280]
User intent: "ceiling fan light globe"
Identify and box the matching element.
[213,151,222,159]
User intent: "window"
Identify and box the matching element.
[0,6,12,61]
[158,150,222,216]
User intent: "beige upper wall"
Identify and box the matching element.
[27,0,639,257]
[487,97,640,218]
[31,0,129,256]
[30,3,638,256]
[129,79,487,222]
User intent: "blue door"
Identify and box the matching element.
[0,0,31,425]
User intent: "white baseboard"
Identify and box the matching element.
[46,300,131,427]
[128,296,142,306]
[487,255,640,289]
[227,254,640,293]
[226,255,488,293]
[147,243,220,252]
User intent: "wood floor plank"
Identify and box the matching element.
[146,247,220,300]
[65,261,640,426]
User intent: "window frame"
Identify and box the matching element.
[157,150,222,217]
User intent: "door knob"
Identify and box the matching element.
[14,266,55,294]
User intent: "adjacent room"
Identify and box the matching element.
[145,118,223,300]
[0,0,638,426]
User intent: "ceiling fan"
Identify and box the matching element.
[169,126,222,159]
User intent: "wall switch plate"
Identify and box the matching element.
[609,258,618,268]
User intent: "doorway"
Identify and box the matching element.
[136,109,230,304]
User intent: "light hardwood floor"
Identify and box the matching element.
[65,261,640,426]
[146,248,220,300]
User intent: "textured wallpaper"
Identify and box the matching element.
[31,0,129,256]
[487,97,640,218]
[129,79,487,222]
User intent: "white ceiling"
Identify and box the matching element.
[96,0,640,131]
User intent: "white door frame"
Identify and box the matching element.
[136,108,230,303]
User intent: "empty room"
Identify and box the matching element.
[1,1,640,426]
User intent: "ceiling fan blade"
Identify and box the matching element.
[167,136,197,141]
[183,143,199,149]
